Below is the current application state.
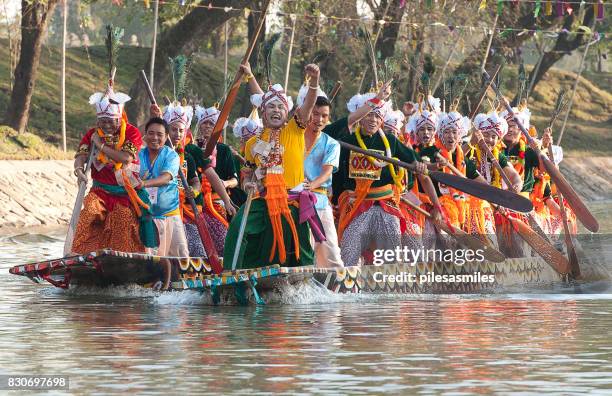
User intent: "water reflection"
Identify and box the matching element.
[0,203,611,393]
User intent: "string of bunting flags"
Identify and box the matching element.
[134,0,606,20]
[128,0,606,40]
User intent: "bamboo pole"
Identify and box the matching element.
[149,0,159,87]
[357,1,391,93]
[283,15,296,90]
[61,0,67,152]
[526,34,547,100]
[557,23,597,145]
[433,30,465,93]
[481,14,498,72]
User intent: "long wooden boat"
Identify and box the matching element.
[10,249,587,303]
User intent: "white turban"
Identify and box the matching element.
[406,110,438,134]
[296,84,327,107]
[194,105,225,128]
[250,84,294,111]
[383,109,405,134]
[437,111,470,139]
[500,107,531,130]
[233,117,263,142]
[473,112,509,138]
[163,102,193,129]
[347,92,391,120]
[89,90,130,119]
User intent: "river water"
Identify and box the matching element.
[1,203,612,395]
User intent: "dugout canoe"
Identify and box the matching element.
[9,249,573,300]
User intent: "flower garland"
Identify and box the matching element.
[355,126,405,189]
[511,136,526,177]
[471,142,502,188]
[96,115,127,170]
[434,137,466,225]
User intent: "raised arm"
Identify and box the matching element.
[296,64,321,125]
[91,133,134,165]
[347,81,392,127]
[239,62,264,95]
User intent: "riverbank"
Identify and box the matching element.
[1,158,611,233]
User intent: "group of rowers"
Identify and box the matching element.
[70,61,575,284]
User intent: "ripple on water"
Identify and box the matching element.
[0,224,611,394]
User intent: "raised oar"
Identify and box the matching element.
[63,148,96,256]
[469,64,502,120]
[140,70,223,275]
[435,153,571,275]
[546,91,580,277]
[548,145,580,278]
[400,197,505,263]
[337,140,533,213]
[204,0,271,158]
[469,133,551,242]
[483,70,599,233]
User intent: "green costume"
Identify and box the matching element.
[223,200,314,269]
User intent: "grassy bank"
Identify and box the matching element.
[0,38,610,159]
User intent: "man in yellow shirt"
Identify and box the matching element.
[223,63,321,269]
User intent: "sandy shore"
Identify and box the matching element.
[0,160,75,229]
[1,158,611,232]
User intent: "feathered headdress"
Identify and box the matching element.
[262,32,281,88]
[169,55,189,102]
[90,24,130,119]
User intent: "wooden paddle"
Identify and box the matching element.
[545,91,580,278]
[203,0,271,158]
[468,133,552,242]
[435,153,571,275]
[466,64,548,236]
[231,188,255,271]
[469,64,502,120]
[337,140,533,213]
[140,70,224,275]
[400,197,505,263]
[548,145,580,278]
[63,148,96,256]
[483,70,599,233]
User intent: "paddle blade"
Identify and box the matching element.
[539,154,599,232]
[195,215,223,275]
[436,221,506,263]
[430,171,534,213]
[508,216,571,275]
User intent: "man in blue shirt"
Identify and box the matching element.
[303,96,343,267]
[138,117,189,260]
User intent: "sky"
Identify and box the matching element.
[2,0,20,21]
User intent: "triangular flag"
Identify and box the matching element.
[534,0,541,17]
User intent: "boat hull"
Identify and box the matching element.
[9,249,567,295]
